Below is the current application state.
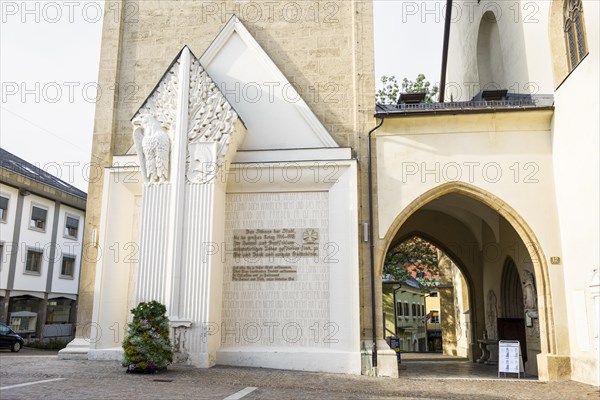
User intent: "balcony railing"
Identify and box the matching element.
[376,94,554,116]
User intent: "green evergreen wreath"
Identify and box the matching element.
[122,301,173,373]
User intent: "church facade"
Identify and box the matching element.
[60,0,598,386]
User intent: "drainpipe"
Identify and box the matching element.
[367,116,385,372]
[439,0,453,102]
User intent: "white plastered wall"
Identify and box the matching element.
[217,156,361,374]
[376,111,568,378]
[88,167,142,356]
[12,194,55,294]
[0,185,19,290]
[446,0,554,100]
[551,0,600,386]
[51,205,85,296]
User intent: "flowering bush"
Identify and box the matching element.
[122,301,173,373]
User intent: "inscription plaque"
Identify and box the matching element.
[232,265,297,281]
[233,228,319,259]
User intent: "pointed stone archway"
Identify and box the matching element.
[378,182,557,379]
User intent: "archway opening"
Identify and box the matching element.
[381,189,545,378]
[499,257,528,361]
[382,236,472,360]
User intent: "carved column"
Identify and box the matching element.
[132,47,246,367]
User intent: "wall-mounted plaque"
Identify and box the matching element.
[233,228,319,259]
[232,265,297,281]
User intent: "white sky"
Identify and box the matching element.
[0,1,444,191]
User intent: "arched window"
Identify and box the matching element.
[477,11,506,92]
[564,0,588,70]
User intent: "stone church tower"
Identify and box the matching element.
[65,0,395,375]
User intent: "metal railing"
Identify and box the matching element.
[376,95,554,114]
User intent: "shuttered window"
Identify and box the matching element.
[65,216,79,238]
[30,206,48,231]
[0,196,8,222]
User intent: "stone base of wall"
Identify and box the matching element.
[537,353,571,381]
[217,347,361,375]
[58,337,91,360]
[361,340,399,378]
[88,347,123,361]
[570,356,599,387]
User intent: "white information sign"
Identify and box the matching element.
[498,340,525,378]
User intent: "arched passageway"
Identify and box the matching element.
[380,184,549,377]
[382,236,473,360]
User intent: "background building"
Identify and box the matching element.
[383,277,427,352]
[0,148,86,341]
[425,292,442,353]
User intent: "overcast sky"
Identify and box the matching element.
[0,1,444,191]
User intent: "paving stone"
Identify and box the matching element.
[1,352,598,400]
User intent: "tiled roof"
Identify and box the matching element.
[0,148,87,200]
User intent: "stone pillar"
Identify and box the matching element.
[36,295,48,340]
[69,299,78,336]
[0,292,10,324]
[440,286,458,355]
[131,47,246,368]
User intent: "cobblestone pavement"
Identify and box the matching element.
[0,347,59,357]
[399,353,523,380]
[0,355,598,400]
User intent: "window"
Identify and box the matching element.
[61,255,76,278]
[25,249,43,274]
[412,303,416,317]
[46,299,71,323]
[0,195,8,222]
[64,215,80,239]
[397,302,403,317]
[403,303,409,318]
[564,0,588,71]
[429,310,440,324]
[0,242,4,266]
[30,205,48,231]
[429,292,438,298]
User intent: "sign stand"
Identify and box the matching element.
[390,337,401,364]
[498,340,525,378]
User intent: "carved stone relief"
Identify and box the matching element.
[186,59,238,184]
[132,62,179,183]
[486,290,498,340]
